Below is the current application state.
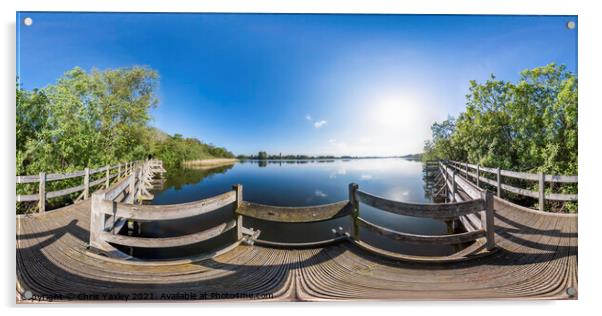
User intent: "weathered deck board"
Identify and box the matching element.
[16,195,577,301]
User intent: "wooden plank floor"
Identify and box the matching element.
[16,198,577,301]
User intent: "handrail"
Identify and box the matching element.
[357,216,485,245]
[89,180,256,259]
[355,189,483,220]
[100,219,237,248]
[98,191,236,221]
[348,180,496,260]
[237,200,352,223]
[444,160,578,211]
[449,160,578,183]
[88,160,496,263]
[15,159,162,212]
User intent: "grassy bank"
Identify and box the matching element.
[181,158,239,169]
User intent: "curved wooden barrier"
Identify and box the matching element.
[357,216,485,245]
[236,200,351,223]
[98,191,236,221]
[100,220,237,248]
[355,189,483,220]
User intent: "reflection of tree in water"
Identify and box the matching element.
[422,163,444,203]
[161,165,235,190]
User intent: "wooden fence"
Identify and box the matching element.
[444,160,577,211]
[90,170,259,258]
[85,159,496,262]
[16,160,148,212]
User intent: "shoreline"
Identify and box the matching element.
[181,158,239,169]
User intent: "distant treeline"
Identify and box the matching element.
[17,66,235,178]
[422,64,577,212]
[237,152,405,160]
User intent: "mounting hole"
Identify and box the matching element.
[566,287,577,297]
[24,290,33,299]
[23,17,33,26]
[567,21,576,30]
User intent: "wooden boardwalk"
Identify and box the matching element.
[16,195,577,301]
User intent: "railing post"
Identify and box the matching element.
[90,191,110,252]
[38,172,46,213]
[465,162,469,178]
[539,172,545,212]
[496,167,502,197]
[481,190,495,251]
[349,183,359,240]
[105,164,110,188]
[232,184,243,240]
[117,163,122,179]
[476,164,480,188]
[84,167,90,200]
[451,170,457,202]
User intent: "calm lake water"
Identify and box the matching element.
[127,158,465,259]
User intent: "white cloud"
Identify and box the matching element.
[305,114,312,121]
[314,120,327,128]
[361,174,373,180]
[314,190,328,198]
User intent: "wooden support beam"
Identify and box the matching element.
[233,184,243,240]
[539,172,545,212]
[451,170,457,202]
[349,183,359,241]
[496,167,502,197]
[105,165,110,188]
[481,190,495,250]
[83,168,90,200]
[38,172,46,212]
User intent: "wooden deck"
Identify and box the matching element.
[16,196,577,301]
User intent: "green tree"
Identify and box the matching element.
[423,63,577,212]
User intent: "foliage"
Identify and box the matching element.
[152,133,234,168]
[16,67,234,212]
[423,64,578,212]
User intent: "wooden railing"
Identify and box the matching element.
[88,160,496,262]
[16,160,148,212]
[444,160,577,211]
[348,181,495,261]
[90,173,260,258]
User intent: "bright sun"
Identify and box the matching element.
[371,95,416,130]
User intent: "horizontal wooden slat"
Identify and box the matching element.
[90,166,109,175]
[358,217,485,245]
[500,183,539,198]
[101,220,236,248]
[16,175,40,184]
[356,190,483,220]
[89,177,106,187]
[500,169,539,181]
[46,170,86,182]
[16,193,39,202]
[100,191,236,220]
[237,201,351,223]
[546,192,578,201]
[46,184,86,199]
[546,175,578,183]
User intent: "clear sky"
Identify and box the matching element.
[16,13,577,156]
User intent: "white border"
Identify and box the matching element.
[2,0,600,315]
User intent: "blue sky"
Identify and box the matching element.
[16,13,577,156]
